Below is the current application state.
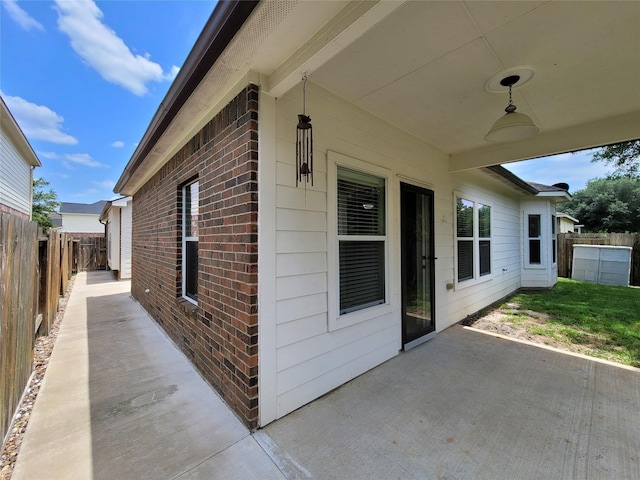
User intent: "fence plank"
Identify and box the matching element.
[1,214,39,445]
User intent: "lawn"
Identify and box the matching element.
[467,278,640,368]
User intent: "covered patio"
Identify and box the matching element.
[259,325,640,478]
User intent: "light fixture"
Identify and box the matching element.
[485,74,539,142]
[296,73,313,186]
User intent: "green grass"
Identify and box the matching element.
[501,279,640,367]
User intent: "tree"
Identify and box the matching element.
[32,178,60,232]
[558,177,640,233]
[591,140,640,178]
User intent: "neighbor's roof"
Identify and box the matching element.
[557,212,580,224]
[60,200,108,215]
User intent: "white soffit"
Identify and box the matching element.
[306,0,640,162]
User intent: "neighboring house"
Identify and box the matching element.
[557,213,583,234]
[100,197,133,279]
[114,2,640,429]
[58,201,107,238]
[0,96,41,220]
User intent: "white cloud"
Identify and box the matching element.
[64,153,105,168]
[54,0,179,96]
[93,179,115,189]
[2,0,44,31]
[38,151,61,159]
[111,140,124,148]
[2,94,78,144]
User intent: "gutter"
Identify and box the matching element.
[486,165,540,195]
[114,0,260,194]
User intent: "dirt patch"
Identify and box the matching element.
[462,300,621,363]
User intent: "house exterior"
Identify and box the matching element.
[0,96,41,220]
[100,197,133,279]
[557,213,583,234]
[114,1,640,429]
[58,201,107,238]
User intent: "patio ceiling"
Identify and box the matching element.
[263,0,640,171]
[116,1,640,195]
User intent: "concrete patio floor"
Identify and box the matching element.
[259,324,640,479]
[12,271,640,479]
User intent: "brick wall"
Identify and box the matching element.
[131,85,259,428]
[0,203,29,220]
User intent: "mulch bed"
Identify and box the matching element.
[1,276,75,480]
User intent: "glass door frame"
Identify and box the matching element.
[400,181,436,350]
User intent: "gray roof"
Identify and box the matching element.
[486,166,570,195]
[60,200,108,215]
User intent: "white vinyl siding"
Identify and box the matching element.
[60,214,106,233]
[261,84,528,425]
[0,129,32,217]
[119,201,133,279]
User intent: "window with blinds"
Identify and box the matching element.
[337,166,386,314]
[456,198,474,281]
[456,196,491,283]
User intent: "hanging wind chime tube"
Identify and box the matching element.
[296,73,313,187]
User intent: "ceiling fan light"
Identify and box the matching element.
[485,111,539,142]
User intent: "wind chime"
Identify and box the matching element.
[296,73,313,187]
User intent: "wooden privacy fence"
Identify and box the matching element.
[558,233,640,286]
[1,214,72,446]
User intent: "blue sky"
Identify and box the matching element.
[2,0,612,204]
[1,0,216,203]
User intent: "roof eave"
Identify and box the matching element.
[114,0,260,196]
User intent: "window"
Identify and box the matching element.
[551,214,557,264]
[455,196,491,283]
[337,166,386,314]
[182,180,199,303]
[528,214,541,265]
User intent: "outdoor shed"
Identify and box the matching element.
[114,1,640,428]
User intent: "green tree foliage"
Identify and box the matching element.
[32,178,60,232]
[591,140,640,178]
[559,177,640,233]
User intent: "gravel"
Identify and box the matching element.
[1,276,75,480]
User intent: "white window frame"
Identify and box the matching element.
[524,210,545,269]
[182,179,199,304]
[454,192,493,289]
[551,213,557,265]
[327,151,394,331]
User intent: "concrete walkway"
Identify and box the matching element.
[13,271,640,479]
[12,271,284,480]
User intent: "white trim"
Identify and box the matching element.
[258,92,278,426]
[181,179,199,305]
[327,151,395,331]
[453,191,494,289]
[524,210,546,270]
